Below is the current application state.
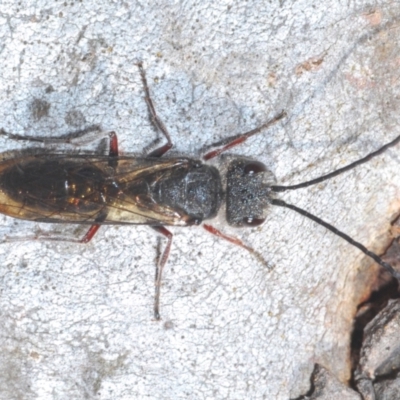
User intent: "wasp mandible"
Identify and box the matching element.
[0,62,399,319]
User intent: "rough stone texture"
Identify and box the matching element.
[374,375,400,400]
[355,299,400,400]
[358,299,400,379]
[0,1,400,399]
[302,364,361,400]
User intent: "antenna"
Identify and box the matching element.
[271,132,400,192]
[267,132,400,279]
[270,199,400,279]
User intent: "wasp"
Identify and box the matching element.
[0,62,399,319]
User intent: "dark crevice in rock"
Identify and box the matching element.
[350,259,400,390]
[289,364,317,400]
[350,228,400,388]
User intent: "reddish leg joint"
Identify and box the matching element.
[147,142,173,158]
[80,224,101,243]
[108,131,119,157]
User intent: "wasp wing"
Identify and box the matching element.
[0,154,197,226]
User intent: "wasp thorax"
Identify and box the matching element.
[226,159,275,227]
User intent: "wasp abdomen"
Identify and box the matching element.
[0,159,109,213]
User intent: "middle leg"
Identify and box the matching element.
[137,62,173,158]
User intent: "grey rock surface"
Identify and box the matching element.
[356,299,400,400]
[300,364,361,400]
[0,1,399,399]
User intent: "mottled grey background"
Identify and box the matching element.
[0,1,399,399]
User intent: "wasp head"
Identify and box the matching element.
[226,159,275,227]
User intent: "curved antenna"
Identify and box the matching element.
[270,198,400,280]
[271,133,400,192]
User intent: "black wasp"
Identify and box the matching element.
[0,62,399,319]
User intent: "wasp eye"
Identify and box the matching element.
[242,217,265,226]
[243,162,267,175]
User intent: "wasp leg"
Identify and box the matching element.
[108,131,119,156]
[1,125,119,165]
[137,62,173,158]
[4,228,99,244]
[107,131,119,169]
[151,226,173,320]
[69,209,109,243]
[5,211,108,244]
[79,224,102,243]
[202,111,286,161]
[203,224,272,269]
[0,125,112,146]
